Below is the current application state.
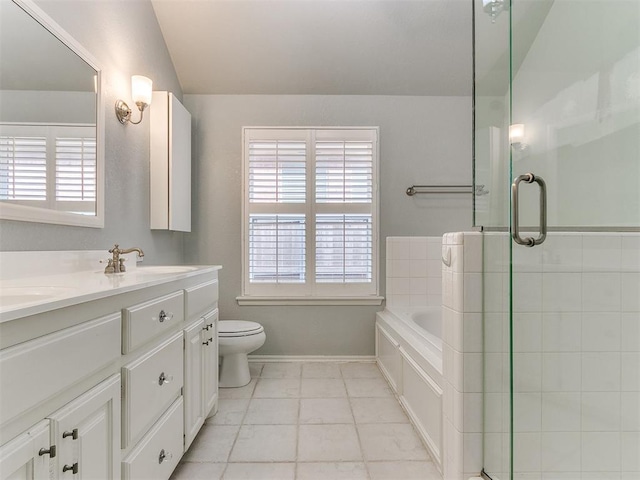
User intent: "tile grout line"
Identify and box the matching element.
[222,375,258,471]
[294,365,302,479]
[342,364,373,480]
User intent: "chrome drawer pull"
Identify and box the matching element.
[158,448,172,464]
[158,372,172,386]
[38,445,56,458]
[62,463,78,474]
[158,310,174,323]
[62,429,78,440]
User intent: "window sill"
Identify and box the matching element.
[236,296,385,306]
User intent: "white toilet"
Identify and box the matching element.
[218,320,266,388]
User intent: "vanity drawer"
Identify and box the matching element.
[185,279,218,319]
[0,313,120,427]
[122,332,183,448]
[122,396,183,480]
[123,291,184,353]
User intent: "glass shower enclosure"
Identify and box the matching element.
[474,0,640,478]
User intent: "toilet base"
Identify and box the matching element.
[219,352,251,388]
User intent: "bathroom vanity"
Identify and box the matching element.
[0,253,221,480]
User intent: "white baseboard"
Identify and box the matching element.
[248,355,376,363]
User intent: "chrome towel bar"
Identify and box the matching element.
[405,184,488,196]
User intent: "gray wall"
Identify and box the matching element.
[0,91,95,124]
[0,0,185,265]
[183,94,473,356]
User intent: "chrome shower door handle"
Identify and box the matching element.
[511,173,547,247]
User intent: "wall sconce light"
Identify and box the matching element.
[483,0,507,23]
[115,75,153,125]
[509,123,530,155]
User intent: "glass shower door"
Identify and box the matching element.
[509,1,640,479]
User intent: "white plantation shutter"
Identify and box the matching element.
[249,214,306,283]
[316,214,373,283]
[243,127,378,298]
[249,140,306,203]
[0,135,47,201]
[0,124,96,214]
[314,132,374,288]
[55,137,97,202]
[315,140,373,203]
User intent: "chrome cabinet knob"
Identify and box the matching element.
[158,371,172,386]
[158,310,174,323]
[158,448,172,464]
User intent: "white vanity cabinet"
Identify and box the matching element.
[0,265,221,480]
[0,313,121,428]
[183,318,204,449]
[0,313,121,480]
[0,421,50,480]
[121,398,182,479]
[201,309,219,419]
[183,309,219,450]
[183,280,219,450]
[48,374,121,479]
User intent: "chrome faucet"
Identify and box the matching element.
[105,244,144,273]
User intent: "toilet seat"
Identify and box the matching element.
[219,320,264,338]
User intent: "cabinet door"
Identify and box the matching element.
[48,374,121,480]
[168,93,191,232]
[183,319,204,450]
[0,421,50,480]
[150,91,191,232]
[201,309,218,418]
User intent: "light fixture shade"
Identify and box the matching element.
[509,123,525,144]
[131,75,152,107]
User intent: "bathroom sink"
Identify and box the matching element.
[134,266,201,276]
[0,286,74,307]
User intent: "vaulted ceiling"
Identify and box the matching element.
[151,0,473,96]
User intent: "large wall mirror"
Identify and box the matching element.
[0,0,104,227]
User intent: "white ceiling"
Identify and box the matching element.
[151,0,473,96]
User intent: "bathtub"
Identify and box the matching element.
[390,306,442,354]
[375,306,444,472]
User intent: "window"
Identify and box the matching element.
[0,124,96,214]
[241,127,380,303]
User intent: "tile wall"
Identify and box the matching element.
[483,232,640,479]
[441,232,483,480]
[385,237,443,308]
[482,232,510,480]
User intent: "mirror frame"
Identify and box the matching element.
[0,0,104,228]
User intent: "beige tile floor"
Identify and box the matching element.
[170,362,443,480]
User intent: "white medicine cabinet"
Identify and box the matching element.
[150,91,191,232]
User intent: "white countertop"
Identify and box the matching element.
[0,263,222,324]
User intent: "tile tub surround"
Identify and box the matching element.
[382,232,483,480]
[171,362,443,480]
[386,236,443,308]
[441,232,483,480]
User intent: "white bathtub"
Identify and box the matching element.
[390,306,442,353]
[375,306,444,472]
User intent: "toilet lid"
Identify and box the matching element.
[219,320,264,337]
